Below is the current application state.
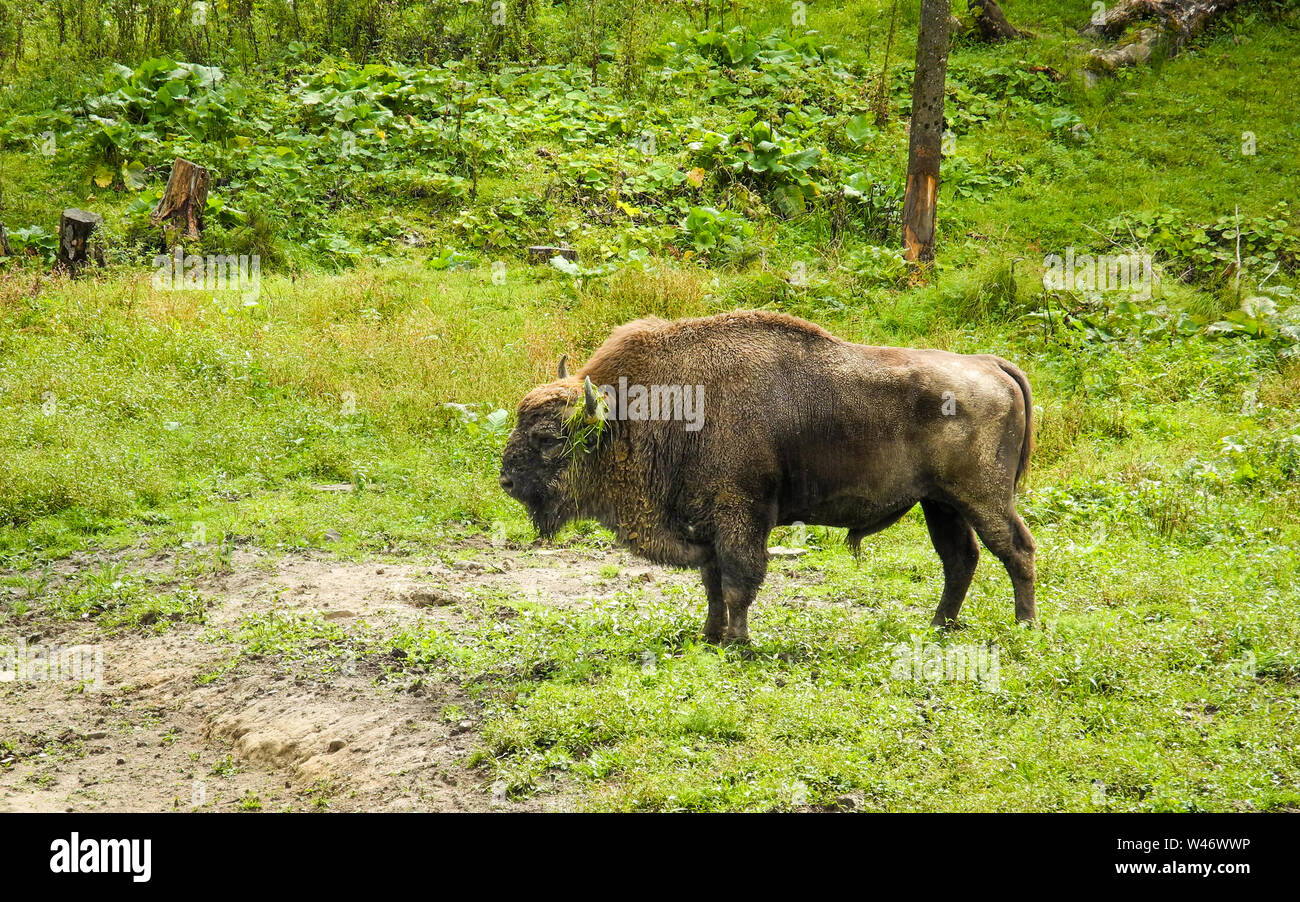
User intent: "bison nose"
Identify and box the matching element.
[499,474,514,491]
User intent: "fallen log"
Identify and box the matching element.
[151,157,210,245]
[1082,0,1242,77]
[58,208,104,272]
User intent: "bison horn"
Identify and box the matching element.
[557,354,569,379]
[583,376,601,419]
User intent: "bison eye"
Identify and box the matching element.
[530,430,565,451]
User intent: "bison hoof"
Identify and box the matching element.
[702,631,724,645]
[930,617,964,631]
[720,635,751,648]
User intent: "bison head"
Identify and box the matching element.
[499,359,604,539]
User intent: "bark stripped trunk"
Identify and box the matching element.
[969,0,1023,42]
[1083,0,1241,76]
[58,208,104,272]
[151,157,210,246]
[902,0,952,267]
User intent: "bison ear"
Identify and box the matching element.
[583,376,603,420]
[557,354,569,380]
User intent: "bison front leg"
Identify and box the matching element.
[712,512,771,645]
[700,561,727,644]
[720,583,759,646]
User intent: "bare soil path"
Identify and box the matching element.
[1,540,760,812]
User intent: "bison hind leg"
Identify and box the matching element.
[964,503,1037,623]
[921,499,980,628]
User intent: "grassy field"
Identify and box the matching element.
[1,1,1298,811]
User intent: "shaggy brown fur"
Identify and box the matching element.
[500,310,1035,643]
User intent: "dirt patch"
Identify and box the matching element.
[3,540,797,811]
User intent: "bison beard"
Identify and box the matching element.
[526,493,572,542]
[500,310,1036,644]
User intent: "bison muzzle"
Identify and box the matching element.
[500,310,1035,644]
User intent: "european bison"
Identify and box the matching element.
[499,311,1035,644]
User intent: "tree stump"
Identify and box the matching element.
[969,0,1023,42]
[527,245,578,264]
[151,157,210,246]
[58,209,105,272]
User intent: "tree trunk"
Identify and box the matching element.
[0,223,9,256]
[902,0,952,267]
[58,208,104,272]
[151,157,210,245]
[1082,0,1240,76]
[969,0,1022,42]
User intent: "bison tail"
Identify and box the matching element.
[997,359,1033,488]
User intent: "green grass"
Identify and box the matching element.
[0,0,1298,810]
[196,608,357,685]
[361,515,1299,811]
[3,558,212,634]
